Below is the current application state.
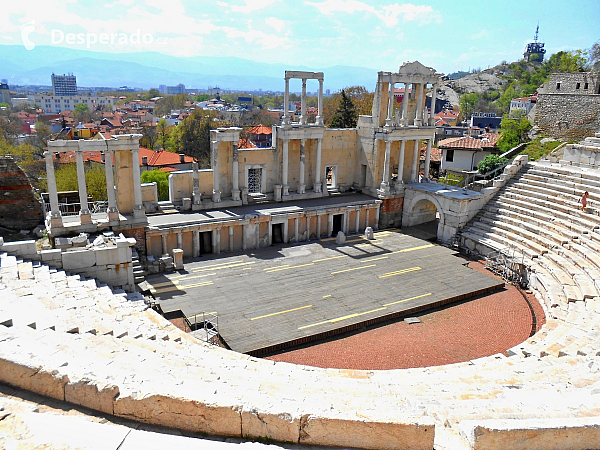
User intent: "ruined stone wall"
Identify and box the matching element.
[535,73,600,140]
[379,196,403,229]
[0,156,44,230]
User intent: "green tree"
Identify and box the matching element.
[459,92,481,121]
[170,110,217,167]
[156,118,172,150]
[477,154,509,176]
[141,169,170,201]
[73,102,90,123]
[49,163,108,201]
[329,90,358,128]
[497,113,531,153]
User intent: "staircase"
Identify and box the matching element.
[247,192,271,205]
[131,249,146,285]
[157,200,178,214]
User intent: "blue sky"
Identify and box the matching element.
[1,0,598,74]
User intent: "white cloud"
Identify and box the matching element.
[230,0,278,14]
[223,25,290,50]
[306,0,440,27]
[468,29,490,40]
[265,17,285,32]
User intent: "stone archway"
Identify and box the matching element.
[402,192,445,241]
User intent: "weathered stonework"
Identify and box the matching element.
[535,73,600,140]
[0,156,44,230]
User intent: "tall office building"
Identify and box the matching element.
[51,73,77,96]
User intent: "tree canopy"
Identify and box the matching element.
[328,89,359,128]
[497,113,531,153]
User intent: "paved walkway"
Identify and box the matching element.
[149,230,502,354]
[266,259,546,370]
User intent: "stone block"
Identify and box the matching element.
[94,247,120,267]
[182,197,192,211]
[364,227,374,240]
[65,379,120,415]
[40,249,62,263]
[241,409,300,443]
[1,240,37,256]
[299,415,435,449]
[335,231,346,245]
[54,237,72,249]
[62,249,97,271]
[0,358,67,401]
[459,417,600,450]
[172,249,184,270]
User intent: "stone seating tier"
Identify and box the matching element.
[2,158,600,449]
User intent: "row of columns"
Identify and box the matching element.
[385,81,438,128]
[281,137,323,196]
[283,76,324,126]
[379,136,436,192]
[150,204,381,257]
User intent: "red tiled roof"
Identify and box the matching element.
[438,133,499,150]
[420,146,443,162]
[238,138,257,149]
[55,147,196,167]
[247,124,272,135]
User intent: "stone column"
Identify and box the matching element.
[401,83,410,127]
[375,204,380,230]
[212,228,220,254]
[411,140,420,182]
[44,150,62,226]
[212,139,221,202]
[306,215,311,241]
[282,138,289,196]
[299,139,306,194]
[414,83,424,126]
[327,214,333,237]
[255,223,260,249]
[300,79,307,125]
[161,234,168,256]
[283,219,289,244]
[75,149,91,224]
[242,224,248,250]
[343,211,349,233]
[283,77,290,125]
[365,208,370,229]
[294,217,299,243]
[396,139,406,186]
[314,138,322,193]
[355,208,360,233]
[103,149,119,222]
[192,230,200,257]
[429,83,438,126]
[316,79,324,126]
[177,232,183,250]
[145,235,152,257]
[232,143,240,201]
[385,81,395,127]
[268,221,273,245]
[131,147,145,218]
[424,138,433,182]
[317,214,322,240]
[229,226,234,252]
[380,140,391,193]
[192,162,201,204]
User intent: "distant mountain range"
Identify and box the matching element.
[0,45,379,92]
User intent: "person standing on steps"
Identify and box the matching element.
[579,191,590,211]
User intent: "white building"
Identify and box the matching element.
[509,96,537,116]
[28,94,117,113]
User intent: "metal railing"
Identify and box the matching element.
[43,201,108,216]
[186,312,220,346]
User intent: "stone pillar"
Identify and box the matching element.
[429,83,438,126]
[229,226,234,252]
[415,83,424,126]
[365,208,370,229]
[299,139,306,194]
[282,139,289,196]
[314,138,322,193]
[131,147,145,218]
[161,234,168,256]
[343,211,349,233]
[294,217,299,243]
[385,81,395,127]
[192,230,200,257]
[327,214,333,237]
[316,79,324,126]
[212,228,220,254]
[375,203,381,230]
[177,232,183,250]
[232,143,240,201]
[212,139,221,202]
[380,140,391,193]
[283,77,290,125]
[268,221,273,245]
[355,208,360,233]
[44,150,62,226]
[300,79,307,125]
[103,149,119,222]
[283,219,289,244]
[396,139,406,187]
[255,223,260,249]
[75,150,91,224]
[306,215,311,241]
[411,140,420,182]
[317,214,322,240]
[192,162,201,204]
[242,224,248,250]
[145,234,152,257]
[401,83,410,127]
[424,138,433,182]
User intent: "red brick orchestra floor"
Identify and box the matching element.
[265,259,546,370]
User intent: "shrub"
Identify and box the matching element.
[141,169,170,201]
